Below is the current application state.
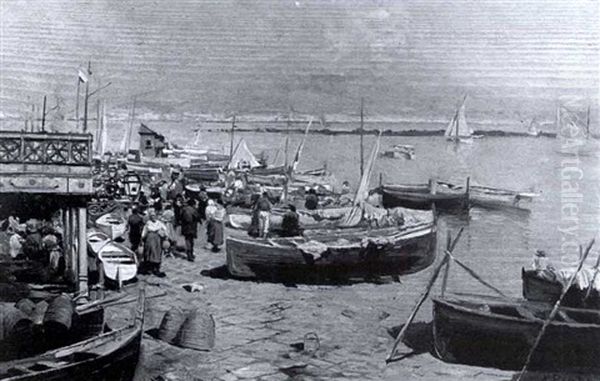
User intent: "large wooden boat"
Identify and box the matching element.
[522,268,600,309]
[94,213,127,240]
[226,217,436,281]
[432,293,600,371]
[87,230,138,285]
[0,290,144,381]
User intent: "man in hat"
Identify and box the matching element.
[180,198,200,262]
[22,219,44,263]
[128,205,145,252]
[532,250,555,273]
[281,204,301,237]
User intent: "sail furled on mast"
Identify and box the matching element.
[291,118,313,173]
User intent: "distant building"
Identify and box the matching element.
[139,123,167,157]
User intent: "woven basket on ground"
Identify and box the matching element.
[157,307,186,344]
[173,309,215,351]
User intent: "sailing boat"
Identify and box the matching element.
[526,117,541,137]
[556,99,598,156]
[444,95,481,143]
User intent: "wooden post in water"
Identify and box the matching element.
[360,97,365,178]
[386,227,464,363]
[517,239,595,380]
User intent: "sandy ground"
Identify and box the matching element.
[103,228,595,381]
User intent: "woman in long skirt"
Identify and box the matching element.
[205,200,225,251]
[141,208,167,277]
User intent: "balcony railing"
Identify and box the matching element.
[0,131,93,165]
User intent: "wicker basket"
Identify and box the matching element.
[157,307,186,344]
[173,309,215,351]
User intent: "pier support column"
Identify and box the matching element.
[77,207,88,301]
[70,207,78,285]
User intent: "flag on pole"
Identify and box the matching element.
[78,68,88,83]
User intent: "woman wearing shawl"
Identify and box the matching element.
[206,199,225,251]
[141,208,168,277]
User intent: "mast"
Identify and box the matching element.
[586,104,591,138]
[95,99,101,153]
[360,98,364,177]
[285,110,291,170]
[83,61,91,132]
[229,115,236,159]
[41,95,47,132]
[127,96,137,152]
[75,74,81,130]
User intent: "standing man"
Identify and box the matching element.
[180,198,200,262]
[128,205,145,253]
[255,191,272,238]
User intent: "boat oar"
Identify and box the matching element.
[582,250,600,307]
[516,239,595,381]
[386,227,464,363]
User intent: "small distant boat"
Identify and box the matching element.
[95,213,127,240]
[226,216,436,282]
[0,290,145,381]
[444,95,483,144]
[87,230,138,285]
[522,268,600,309]
[556,99,599,156]
[381,144,415,160]
[432,293,600,371]
[526,117,541,137]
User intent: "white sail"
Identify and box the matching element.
[228,139,260,170]
[445,95,471,140]
[527,118,540,136]
[291,118,313,173]
[339,131,382,227]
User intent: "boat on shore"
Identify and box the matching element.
[226,213,436,282]
[87,230,138,286]
[0,290,145,381]
[522,268,600,309]
[94,213,127,240]
[433,293,600,371]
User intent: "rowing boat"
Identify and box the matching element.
[522,268,600,309]
[87,231,138,285]
[0,289,144,380]
[380,183,468,211]
[94,213,127,240]
[432,293,600,371]
[227,206,351,232]
[226,216,436,282]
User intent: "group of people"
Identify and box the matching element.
[7,217,64,281]
[126,171,227,277]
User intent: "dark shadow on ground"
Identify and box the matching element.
[200,265,400,287]
[386,321,433,361]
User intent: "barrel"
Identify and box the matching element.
[173,309,215,351]
[157,307,186,344]
[15,299,36,317]
[0,305,32,341]
[43,294,73,331]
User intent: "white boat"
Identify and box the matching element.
[444,95,482,143]
[381,144,415,160]
[87,230,138,285]
[95,213,127,240]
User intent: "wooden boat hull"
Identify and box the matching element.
[0,291,144,381]
[95,214,126,240]
[227,206,351,231]
[432,294,600,371]
[522,268,600,309]
[226,224,436,281]
[380,186,467,211]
